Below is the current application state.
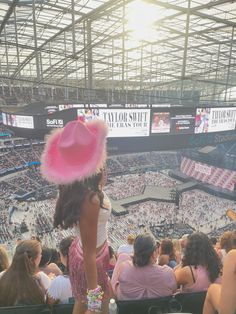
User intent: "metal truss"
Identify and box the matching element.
[0,0,236,103]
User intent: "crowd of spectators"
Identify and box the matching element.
[105,172,179,200]
[179,189,234,233]
[0,139,236,312]
[1,230,235,312]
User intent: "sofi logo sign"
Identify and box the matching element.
[46,119,64,128]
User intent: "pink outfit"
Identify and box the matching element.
[181,265,221,293]
[69,238,110,301]
[113,260,177,300]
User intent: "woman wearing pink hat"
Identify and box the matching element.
[41,119,111,314]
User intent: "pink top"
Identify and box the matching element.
[114,260,177,300]
[182,265,221,293]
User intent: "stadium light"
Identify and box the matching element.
[126,0,158,43]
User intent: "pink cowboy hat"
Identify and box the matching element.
[40,119,108,184]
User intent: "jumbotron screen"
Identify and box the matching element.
[2,105,236,137]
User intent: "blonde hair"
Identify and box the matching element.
[0,246,9,272]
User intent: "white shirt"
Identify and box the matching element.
[47,275,72,304]
[117,244,134,255]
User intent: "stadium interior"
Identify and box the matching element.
[0,0,236,313]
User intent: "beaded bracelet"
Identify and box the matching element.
[87,285,104,313]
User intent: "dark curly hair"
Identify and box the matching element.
[54,171,104,229]
[182,232,222,282]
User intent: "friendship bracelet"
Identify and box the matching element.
[87,285,104,312]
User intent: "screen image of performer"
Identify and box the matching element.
[151,112,170,133]
[41,119,111,314]
[195,108,210,133]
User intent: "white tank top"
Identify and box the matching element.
[77,191,111,248]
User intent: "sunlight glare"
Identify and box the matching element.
[126,0,158,42]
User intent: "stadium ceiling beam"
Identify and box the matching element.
[42,3,85,17]
[11,0,131,79]
[0,39,70,57]
[0,0,19,35]
[152,1,236,28]
[94,24,229,65]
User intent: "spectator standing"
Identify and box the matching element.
[41,119,110,314]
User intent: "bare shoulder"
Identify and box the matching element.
[227,249,236,260]
[82,192,100,206]
[224,249,236,272]
[175,265,189,273]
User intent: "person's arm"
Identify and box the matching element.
[79,193,100,313]
[219,250,236,314]
[203,283,221,314]
[79,194,99,290]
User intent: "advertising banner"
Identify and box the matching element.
[77,108,150,137]
[195,107,236,133]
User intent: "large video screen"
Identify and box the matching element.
[3,106,236,138]
[2,113,34,129]
[195,107,236,133]
[77,108,150,137]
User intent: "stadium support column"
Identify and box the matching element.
[64,32,69,99]
[32,0,41,84]
[224,26,234,102]
[14,7,21,90]
[212,44,221,101]
[71,0,76,57]
[4,27,11,96]
[121,0,125,92]
[140,42,143,90]
[180,0,191,104]
[87,20,93,92]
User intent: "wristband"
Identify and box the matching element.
[87,285,104,313]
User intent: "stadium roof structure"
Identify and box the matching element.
[0,0,236,104]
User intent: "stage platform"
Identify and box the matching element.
[110,171,236,216]
[111,186,176,216]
